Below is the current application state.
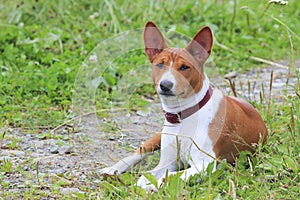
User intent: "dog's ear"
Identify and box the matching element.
[144,21,168,62]
[185,26,213,64]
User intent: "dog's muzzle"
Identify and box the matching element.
[159,80,175,96]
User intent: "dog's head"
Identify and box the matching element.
[144,21,213,100]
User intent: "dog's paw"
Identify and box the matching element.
[136,175,165,192]
[136,175,150,188]
[98,166,120,176]
[136,175,159,192]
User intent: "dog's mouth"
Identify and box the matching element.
[159,91,175,97]
[159,91,185,98]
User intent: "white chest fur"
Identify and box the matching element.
[160,89,223,166]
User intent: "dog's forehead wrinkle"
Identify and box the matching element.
[163,48,187,63]
[170,48,194,59]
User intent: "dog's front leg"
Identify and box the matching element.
[99,153,147,175]
[137,142,180,191]
[100,133,161,175]
[136,161,178,192]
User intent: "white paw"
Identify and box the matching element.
[98,166,120,175]
[136,175,159,192]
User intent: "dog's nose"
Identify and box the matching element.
[160,80,173,92]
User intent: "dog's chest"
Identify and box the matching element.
[161,98,216,162]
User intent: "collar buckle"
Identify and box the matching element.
[176,113,182,123]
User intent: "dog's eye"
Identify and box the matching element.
[156,63,164,69]
[179,65,190,71]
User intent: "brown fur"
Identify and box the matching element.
[135,133,161,154]
[209,97,267,163]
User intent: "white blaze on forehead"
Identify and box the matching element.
[159,58,176,89]
[169,60,174,69]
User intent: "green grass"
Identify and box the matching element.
[0,0,299,199]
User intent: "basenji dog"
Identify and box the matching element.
[100,21,267,191]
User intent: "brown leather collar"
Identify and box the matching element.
[164,86,213,124]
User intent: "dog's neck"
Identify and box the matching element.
[160,74,210,114]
